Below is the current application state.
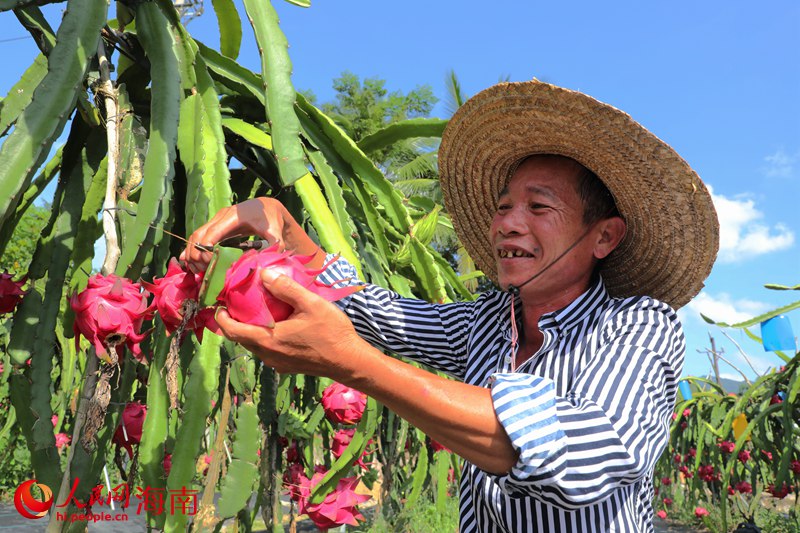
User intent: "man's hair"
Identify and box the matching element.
[575,164,620,225]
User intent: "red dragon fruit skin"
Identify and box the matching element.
[0,272,27,315]
[217,244,362,328]
[321,382,367,425]
[112,401,147,458]
[70,274,152,362]
[141,258,215,341]
[297,469,370,530]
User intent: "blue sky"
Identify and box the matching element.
[1,0,798,381]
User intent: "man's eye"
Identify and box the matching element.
[497,204,511,211]
[529,203,548,210]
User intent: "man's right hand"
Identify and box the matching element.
[180,198,288,273]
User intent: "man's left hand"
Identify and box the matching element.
[214,268,364,380]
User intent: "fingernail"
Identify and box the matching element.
[261,268,278,283]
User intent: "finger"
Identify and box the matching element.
[260,269,323,311]
[184,231,213,273]
[264,230,284,251]
[215,308,273,346]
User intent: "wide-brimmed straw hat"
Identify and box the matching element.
[439,80,719,309]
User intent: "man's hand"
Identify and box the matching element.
[181,198,287,273]
[216,267,518,475]
[214,268,365,380]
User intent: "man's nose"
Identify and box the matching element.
[496,208,527,237]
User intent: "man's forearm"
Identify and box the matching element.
[339,340,518,475]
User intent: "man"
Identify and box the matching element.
[182,81,719,531]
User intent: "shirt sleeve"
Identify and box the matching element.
[489,297,685,508]
[316,254,476,380]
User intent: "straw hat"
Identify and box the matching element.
[438,80,719,309]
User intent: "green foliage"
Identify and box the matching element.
[0,203,49,275]
[0,431,34,500]
[655,284,800,533]
[0,3,475,531]
[318,71,485,289]
[322,71,437,142]
[354,490,460,533]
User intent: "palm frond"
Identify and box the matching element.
[444,69,466,117]
[456,245,480,292]
[392,151,439,182]
[393,177,440,200]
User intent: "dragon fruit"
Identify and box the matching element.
[141,258,215,340]
[70,274,152,362]
[55,433,71,450]
[331,428,370,469]
[297,468,370,530]
[321,382,367,425]
[0,272,26,314]
[216,245,361,328]
[283,462,307,502]
[112,401,147,458]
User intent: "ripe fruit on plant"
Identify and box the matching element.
[322,382,367,425]
[0,272,26,314]
[70,274,152,362]
[142,258,215,340]
[297,468,370,530]
[112,401,147,458]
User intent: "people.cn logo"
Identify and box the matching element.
[14,480,54,519]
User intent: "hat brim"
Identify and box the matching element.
[438,81,719,309]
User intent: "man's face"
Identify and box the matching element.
[489,156,600,297]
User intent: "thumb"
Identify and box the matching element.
[261,268,319,310]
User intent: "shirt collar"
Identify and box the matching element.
[498,276,611,339]
[538,275,610,334]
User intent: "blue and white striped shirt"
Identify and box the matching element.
[319,257,685,532]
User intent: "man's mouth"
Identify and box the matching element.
[497,248,535,259]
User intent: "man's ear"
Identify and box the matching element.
[593,216,626,260]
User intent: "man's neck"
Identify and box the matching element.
[515,277,594,364]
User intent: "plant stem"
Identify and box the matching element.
[46,352,99,533]
[96,39,120,276]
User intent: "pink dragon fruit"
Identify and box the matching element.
[331,428,370,469]
[142,258,215,340]
[112,401,147,458]
[163,453,173,477]
[55,433,71,450]
[216,245,361,328]
[0,272,26,314]
[297,468,370,530]
[321,382,367,425]
[70,274,152,362]
[283,462,307,502]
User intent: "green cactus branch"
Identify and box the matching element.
[357,117,448,154]
[243,0,309,185]
[0,0,107,228]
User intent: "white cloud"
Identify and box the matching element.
[762,148,797,178]
[682,291,769,326]
[708,185,794,262]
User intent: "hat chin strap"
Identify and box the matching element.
[505,218,603,372]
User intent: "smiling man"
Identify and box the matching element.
[183,81,719,532]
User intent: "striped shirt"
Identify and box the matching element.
[319,257,685,532]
